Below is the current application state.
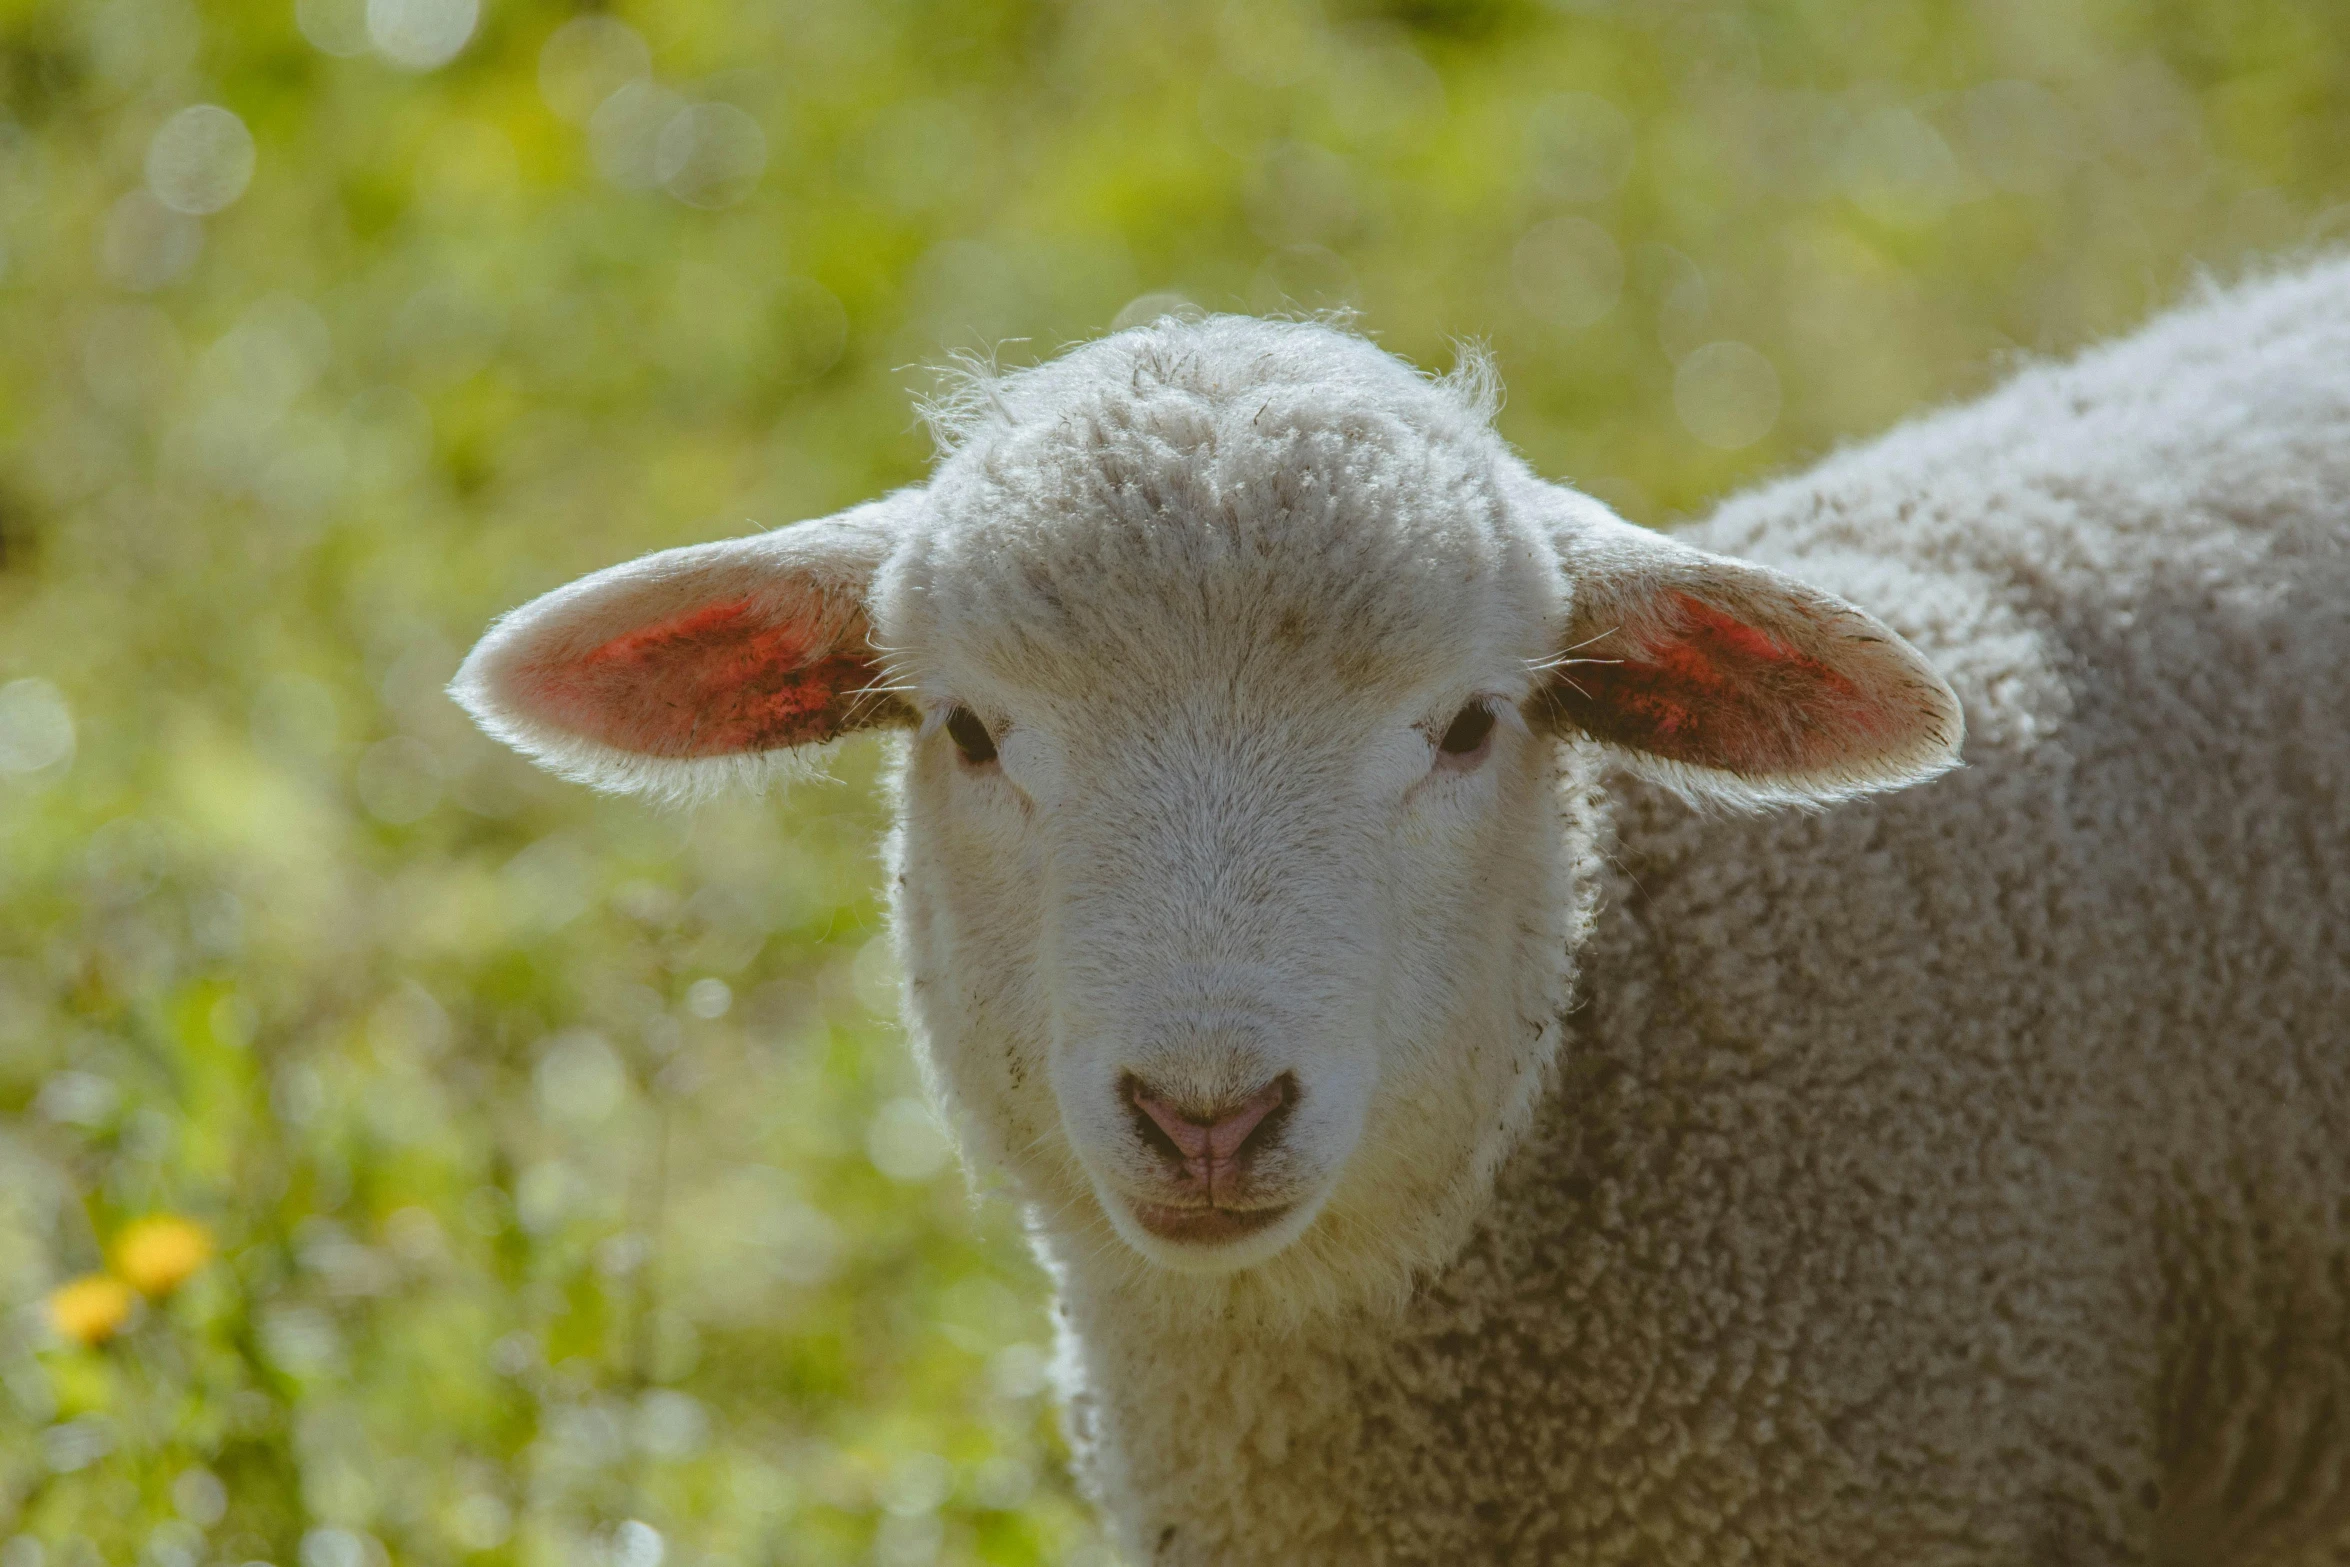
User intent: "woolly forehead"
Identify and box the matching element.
[877,371,1554,719]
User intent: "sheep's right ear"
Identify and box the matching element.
[451,494,918,801]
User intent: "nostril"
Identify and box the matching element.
[1122,1072,1298,1185]
[1123,1075,1193,1166]
[1207,1074,1293,1163]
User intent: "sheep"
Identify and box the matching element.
[453,259,2350,1566]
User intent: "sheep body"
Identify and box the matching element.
[1055,264,2350,1564]
[453,261,2350,1566]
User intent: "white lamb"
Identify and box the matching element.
[454,260,2350,1565]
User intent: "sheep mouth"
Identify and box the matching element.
[1127,1199,1297,1246]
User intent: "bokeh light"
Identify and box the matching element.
[144,106,256,216]
[0,681,74,776]
[539,16,653,125]
[1674,341,1783,450]
[364,0,478,72]
[655,104,768,211]
[590,80,690,192]
[296,0,371,59]
[96,191,202,292]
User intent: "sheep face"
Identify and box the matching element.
[890,667,1574,1285]
[453,317,1963,1313]
[890,653,1581,1290]
[872,343,1582,1291]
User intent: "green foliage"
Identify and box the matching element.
[0,0,2344,1563]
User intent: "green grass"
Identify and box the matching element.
[1,0,2345,1562]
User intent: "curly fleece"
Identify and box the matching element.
[1057,263,2350,1565]
[452,264,2350,1566]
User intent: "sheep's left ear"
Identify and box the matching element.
[451,493,919,801]
[1533,492,1962,807]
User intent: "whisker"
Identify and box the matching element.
[1527,652,1625,675]
[1525,626,1624,672]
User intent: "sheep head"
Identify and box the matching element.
[454,317,1961,1318]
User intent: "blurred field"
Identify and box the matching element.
[1,0,2345,1563]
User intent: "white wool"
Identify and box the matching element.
[455,259,2350,1564]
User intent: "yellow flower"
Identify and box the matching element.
[113,1216,215,1297]
[48,1274,135,1346]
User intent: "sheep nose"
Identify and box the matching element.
[1124,1074,1295,1202]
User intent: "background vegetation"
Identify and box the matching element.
[2,0,2345,1562]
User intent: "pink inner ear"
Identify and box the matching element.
[1548,591,1885,775]
[522,598,885,757]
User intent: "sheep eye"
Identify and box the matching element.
[1437,703,1496,756]
[945,706,998,765]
